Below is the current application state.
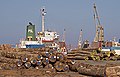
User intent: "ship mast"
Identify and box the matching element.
[41,7,46,32]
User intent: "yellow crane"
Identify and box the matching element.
[93,4,104,46]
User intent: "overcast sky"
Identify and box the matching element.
[0,0,120,47]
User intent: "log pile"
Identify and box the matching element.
[16,51,70,72]
[88,50,119,61]
[0,44,12,50]
[105,63,120,77]
[0,45,71,72]
[68,61,105,77]
[67,49,120,61]
[1,44,120,77]
[67,50,91,60]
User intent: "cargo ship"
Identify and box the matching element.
[19,22,59,49]
[19,7,67,52]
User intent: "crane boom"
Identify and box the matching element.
[93,3,101,25]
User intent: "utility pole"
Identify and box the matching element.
[41,7,46,32]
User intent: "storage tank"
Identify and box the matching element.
[26,22,36,41]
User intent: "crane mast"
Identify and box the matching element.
[78,29,82,49]
[62,29,66,42]
[93,4,101,25]
[93,4,104,44]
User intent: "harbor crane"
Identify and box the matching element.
[78,29,82,49]
[93,4,104,45]
[62,29,66,42]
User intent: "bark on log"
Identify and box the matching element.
[63,64,69,72]
[54,61,64,72]
[44,64,56,73]
[67,50,91,54]
[21,56,29,63]
[24,62,31,69]
[75,56,86,60]
[30,58,37,65]
[77,63,105,77]
[0,63,17,70]
[105,63,120,77]
[44,64,53,69]
[41,51,50,58]
[16,60,23,67]
[42,58,49,66]
[0,57,18,64]
[69,61,105,76]
[36,60,42,66]
[0,50,38,59]
[49,54,56,63]
[56,53,64,62]
[69,61,82,72]
[37,54,43,60]
[35,65,43,69]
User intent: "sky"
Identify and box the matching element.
[0,0,120,47]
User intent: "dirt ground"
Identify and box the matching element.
[0,69,91,77]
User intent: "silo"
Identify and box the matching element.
[26,22,36,41]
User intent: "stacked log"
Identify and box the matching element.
[2,46,120,77]
[67,50,92,60]
[0,63,17,70]
[77,64,105,76]
[0,48,51,70]
[56,53,65,62]
[69,61,105,77]
[69,61,80,72]
[54,61,64,72]
[67,49,120,61]
[0,50,40,59]
[0,57,18,64]
[10,48,71,72]
[105,63,120,77]
[17,54,69,72]
[0,44,12,51]
[63,64,69,72]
